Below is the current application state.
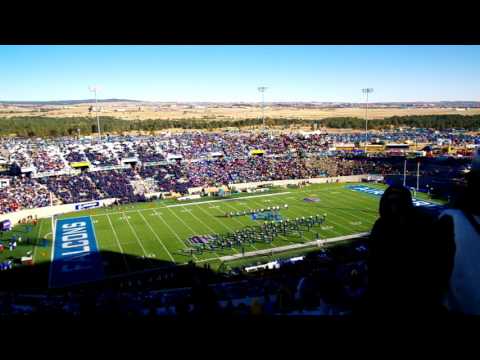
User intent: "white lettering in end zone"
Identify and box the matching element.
[49,216,104,288]
[346,185,443,209]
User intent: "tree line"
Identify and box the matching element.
[0,114,479,137]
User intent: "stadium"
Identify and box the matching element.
[0,127,470,317]
[0,44,479,319]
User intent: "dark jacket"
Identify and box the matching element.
[365,185,452,315]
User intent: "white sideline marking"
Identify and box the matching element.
[101,232,370,282]
[165,192,291,208]
[32,220,44,262]
[218,232,370,262]
[90,191,292,217]
[48,217,57,289]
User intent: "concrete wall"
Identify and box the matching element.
[229,174,367,191]
[0,198,117,226]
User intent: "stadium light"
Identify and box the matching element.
[361,88,374,152]
[88,85,101,139]
[258,86,268,128]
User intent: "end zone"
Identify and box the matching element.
[49,216,104,288]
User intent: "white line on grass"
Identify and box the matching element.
[106,214,130,272]
[164,207,222,260]
[48,216,57,289]
[247,198,308,244]
[137,211,175,262]
[90,192,292,218]
[123,213,149,257]
[148,210,198,261]
[32,219,43,262]
[186,205,240,254]
[206,202,260,251]
[296,188,378,225]
[165,192,291,208]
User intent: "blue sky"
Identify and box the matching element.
[0,45,479,102]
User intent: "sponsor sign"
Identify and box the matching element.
[70,161,91,168]
[121,157,139,163]
[88,164,130,172]
[33,169,80,178]
[143,161,168,167]
[49,216,104,288]
[250,149,265,156]
[0,219,12,231]
[75,201,101,211]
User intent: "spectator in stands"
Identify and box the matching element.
[190,276,219,316]
[365,184,451,316]
[275,282,294,314]
[250,298,263,315]
[438,147,480,315]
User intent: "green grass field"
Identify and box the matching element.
[0,182,444,285]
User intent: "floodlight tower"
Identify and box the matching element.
[362,88,374,152]
[89,85,101,139]
[258,86,268,128]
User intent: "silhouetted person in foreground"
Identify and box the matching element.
[438,147,480,315]
[364,184,452,316]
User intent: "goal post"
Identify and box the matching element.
[50,214,58,245]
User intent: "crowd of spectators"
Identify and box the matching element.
[0,131,476,214]
[0,129,477,173]
[0,176,51,213]
[39,174,102,204]
[0,240,369,317]
[0,155,470,214]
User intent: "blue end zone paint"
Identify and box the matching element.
[345,185,445,210]
[49,216,104,288]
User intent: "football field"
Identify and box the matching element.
[0,182,444,287]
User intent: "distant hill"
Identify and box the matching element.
[0,99,141,106]
[1,99,480,108]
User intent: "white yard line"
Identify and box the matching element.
[330,192,378,223]
[123,213,149,257]
[106,214,130,272]
[149,210,198,261]
[167,205,226,259]
[288,202,345,236]
[184,205,240,254]
[164,207,222,260]
[48,217,57,289]
[137,210,175,262]
[97,231,371,282]
[296,188,378,226]
[205,202,260,251]
[32,219,44,261]
[318,191,379,229]
[248,198,307,244]
[193,205,241,254]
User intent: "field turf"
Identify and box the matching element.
[0,182,443,284]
